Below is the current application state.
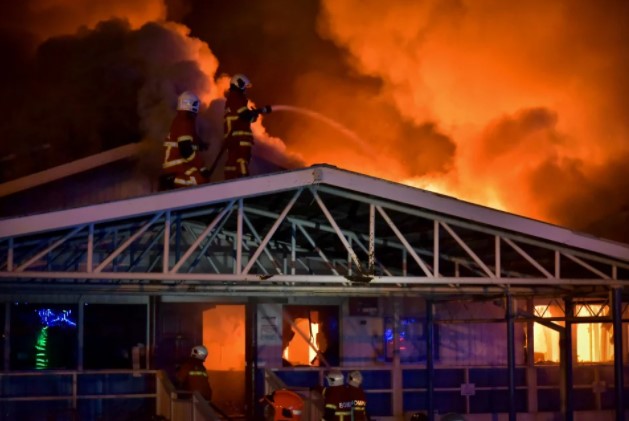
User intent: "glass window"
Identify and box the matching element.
[84,304,147,369]
[533,302,614,364]
[10,303,78,370]
[282,305,339,367]
[574,304,613,363]
[533,303,562,364]
[384,317,430,363]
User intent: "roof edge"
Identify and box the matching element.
[1,163,628,262]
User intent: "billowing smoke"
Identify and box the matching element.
[315,0,629,242]
[0,0,301,184]
[1,0,628,244]
[0,0,205,180]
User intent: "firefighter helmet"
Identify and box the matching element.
[348,370,363,387]
[230,73,252,90]
[262,389,304,421]
[325,370,344,387]
[191,345,208,361]
[177,91,200,113]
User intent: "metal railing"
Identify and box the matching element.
[263,369,323,421]
[0,369,227,421]
[155,370,223,421]
[0,369,157,420]
[268,363,629,418]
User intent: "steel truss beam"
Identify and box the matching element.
[1,172,628,294]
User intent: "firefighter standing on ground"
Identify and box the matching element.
[175,345,213,401]
[346,370,368,421]
[322,370,355,421]
[160,91,210,190]
[222,73,271,180]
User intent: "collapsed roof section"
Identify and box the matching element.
[1,165,628,296]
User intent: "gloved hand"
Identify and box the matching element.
[179,140,193,159]
[240,108,258,123]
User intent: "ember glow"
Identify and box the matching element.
[1,0,628,243]
[315,0,629,232]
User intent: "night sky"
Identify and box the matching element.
[0,0,628,244]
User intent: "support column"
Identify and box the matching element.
[4,304,10,370]
[392,299,403,418]
[147,296,155,369]
[560,297,574,421]
[426,299,435,421]
[611,287,625,421]
[506,294,516,421]
[526,298,538,413]
[78,298,84,370]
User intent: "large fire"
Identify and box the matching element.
[2,0,628,242]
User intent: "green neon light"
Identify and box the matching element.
[35,326,49,370]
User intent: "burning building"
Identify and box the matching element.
[1,1,629,420]
[1,164,628,420]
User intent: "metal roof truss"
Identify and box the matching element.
[1,184,628,295]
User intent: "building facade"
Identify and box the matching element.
[1,165,628,421]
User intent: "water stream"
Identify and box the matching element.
[271,105,376,156]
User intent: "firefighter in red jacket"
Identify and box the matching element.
[223,74,271,180]
[347,370,368,421]
[160,91,210,190]
[175,345,212,401]
[323,370,355,421]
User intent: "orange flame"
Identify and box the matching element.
[19,0,629,241]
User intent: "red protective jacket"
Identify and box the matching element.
[175,356,213,401]
[347,385,368,421]
[323,385,356,421]
[161,110,209,188]
[223,86,255,180]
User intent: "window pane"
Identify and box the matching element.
[84,304,147,369]
[534,304,562,364]
[384,317,428,363]
[282,305,339,367]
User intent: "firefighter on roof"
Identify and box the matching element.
[175,345,213,401]
[160,91,210,190]
[223,73,271,180]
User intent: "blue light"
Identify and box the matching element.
[36,309,77,328]
[384,328,393,342]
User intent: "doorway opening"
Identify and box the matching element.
[202,304,245,417]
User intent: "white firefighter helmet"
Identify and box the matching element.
[177,91,200,113]
[191,345,208,361]
[348,370,363,387]
[325,370,344,387]
[230,73,252,90]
